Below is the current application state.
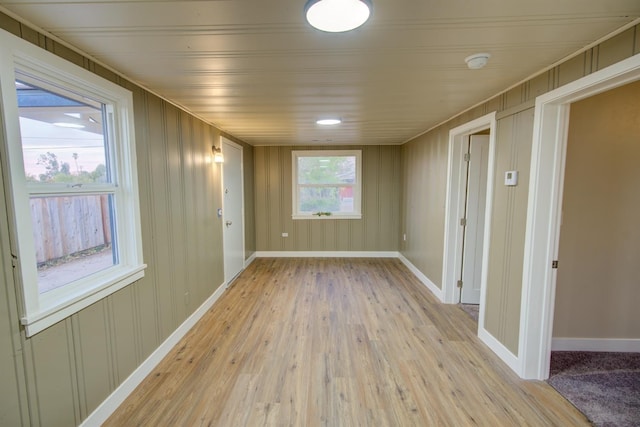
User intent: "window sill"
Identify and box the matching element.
[292,214,362,220]
[20,264,147,337]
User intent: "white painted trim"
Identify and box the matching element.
[255,251,399,258]
[80,282,227,426]
[221,137,246,285]
[519,53,640,380]
[442,112,497,305]
[551,338,640,353]
[478,326,520,374]
[244,252,257,268]
[398,254,443,302]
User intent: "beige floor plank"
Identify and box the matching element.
[104,258,589,426]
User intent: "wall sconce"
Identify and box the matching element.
[212,146,224,163]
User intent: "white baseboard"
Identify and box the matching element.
[80,282,227,427]
[551,338,640,352]
[255,251,399,258]
[478,326,521,375]
[244,252,256,267]
[397,254,444,302]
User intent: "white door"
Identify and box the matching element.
[222,138,244,285]
[460,134,490,304]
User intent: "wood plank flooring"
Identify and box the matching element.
[105,258,589,426]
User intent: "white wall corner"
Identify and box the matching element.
[80,282,227,426]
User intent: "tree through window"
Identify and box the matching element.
[292,150,361,219]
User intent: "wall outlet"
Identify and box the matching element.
[282,232,288,237]
[403,233,407,241]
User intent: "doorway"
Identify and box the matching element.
[459,133,490,305]
[442,112,497,326]
[221,137,245,286]
[519,53,640,380]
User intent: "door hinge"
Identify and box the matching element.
[552,260,559,269]
[10,254,18,268]
[460,218,467,227]
[457,280,463,288]
[464,153,471,162]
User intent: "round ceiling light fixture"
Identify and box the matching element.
[316,118,342,125]
[465,53,491,70]
[305,0,372,33]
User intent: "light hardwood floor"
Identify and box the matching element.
[105,258,589,426]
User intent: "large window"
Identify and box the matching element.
[0,29,145,336]
[292,150,361,219]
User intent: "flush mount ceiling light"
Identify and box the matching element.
[305,0,372,33]
[465,53,491,70]
[316,118,342,125]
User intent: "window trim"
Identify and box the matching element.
[291,149,362,220]
[0,29,145,336]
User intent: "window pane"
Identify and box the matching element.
[299,186,355,214]
[298,156,356,184]
[31,194,117,294]
[15,76,110,185]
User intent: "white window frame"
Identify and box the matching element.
[0,29,145,336]
[292,150,362,220]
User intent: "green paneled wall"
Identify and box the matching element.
[401,24,640,355]
[0,13,254,426]
[254,145,402,252]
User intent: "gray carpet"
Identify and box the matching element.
[459,303,479,322]
[548,351,640,427]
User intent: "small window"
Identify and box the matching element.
[292,150,361,219]
[0,29,145,336]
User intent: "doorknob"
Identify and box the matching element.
[225,220,233,227]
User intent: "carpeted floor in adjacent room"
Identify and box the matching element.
[548,351,640,427]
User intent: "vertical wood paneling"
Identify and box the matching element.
[29,321,77,426]
[73,302,112,419]
[0,13,241,427]
[130,87,161,360]
[110,287,138,384]
[557,53,588,88]
[254,145,401,252]
[147,96,177,340]
[401,129,448,287]
[483,109,533,354]
[165,106,187,324]
[596,27,636,70]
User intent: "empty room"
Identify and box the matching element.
[0,1,639,426]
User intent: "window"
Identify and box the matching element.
[0,29,145,336]
[292,150,361,219]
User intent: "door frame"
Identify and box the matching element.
[519,53,640,380]
[221,137,245,286]
[442,112,497,313]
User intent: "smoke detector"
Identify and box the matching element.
[465,53,491,70]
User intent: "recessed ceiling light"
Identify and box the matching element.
[305,0,372,33]
[465,53,491,70]
[316,118,342,125]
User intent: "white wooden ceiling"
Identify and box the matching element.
[2,0,639,146]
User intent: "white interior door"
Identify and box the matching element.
[460,134,490,304]
[222,138,244,285]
